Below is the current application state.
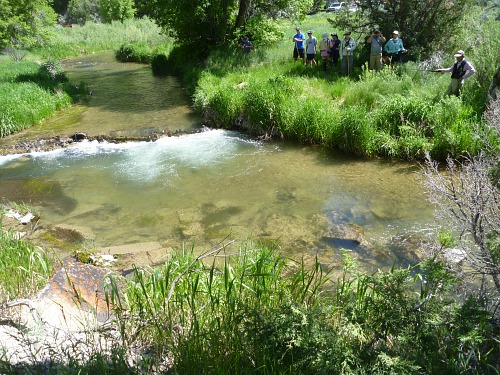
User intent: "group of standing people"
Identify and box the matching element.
[293,28,356,75]
[293,27,408,75]
[292,27,477,97]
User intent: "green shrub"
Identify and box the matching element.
[115,41,153,63]
[334,105,376,156]
[151,53,169,76]
[243,76,298,135]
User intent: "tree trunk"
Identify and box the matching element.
[235,0,251,29]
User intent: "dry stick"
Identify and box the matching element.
[0,299,41,327]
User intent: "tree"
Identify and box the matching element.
[336,0,471,59]
[66,0,100,25]
[99,0,135,23]
[144,0,312,51]
[0,0,57,49]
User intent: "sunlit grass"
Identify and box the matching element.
[0,227,54,303]
[36,17,171,59]
[191,12,497,160]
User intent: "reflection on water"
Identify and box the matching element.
[0,53,436,271]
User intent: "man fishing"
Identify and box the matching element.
[436,50,476,97]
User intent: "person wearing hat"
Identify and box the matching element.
[319,32,331,71]
[238,36,253,53]
[436,50,476,97]
[305,30,318,67]
[367,29,386,71]
[340,31,356,76]
[329,33,341,68]
[292,27,305,64]
[383,30,405,67]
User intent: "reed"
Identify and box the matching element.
[105,242,331,373]
[0,228,54,302]
[97,244,500,373]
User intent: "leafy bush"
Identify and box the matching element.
[115,41,152,63]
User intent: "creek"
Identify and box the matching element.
[0,53,436,271]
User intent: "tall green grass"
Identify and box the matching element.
[0,60,73,137]
[99,244,500,374]
[0,228,54,302]
[35,17,171,59]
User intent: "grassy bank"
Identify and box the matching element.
[0,58,74,137]
[34,17,172,60]
[0,17,171,139]
[189,10,499,160]
[105,246,499,374]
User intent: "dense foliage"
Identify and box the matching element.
[102,247,499,373]
[0,0,56,49]
[333,0,472,59]
[3,245,498,373]
[142,0,312,52]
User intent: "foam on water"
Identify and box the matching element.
[0,130,266,182]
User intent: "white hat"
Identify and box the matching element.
[454,50,465,57]
[392,30,399,35]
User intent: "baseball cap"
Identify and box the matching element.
[392,30,399,35]
[454,50,465,57]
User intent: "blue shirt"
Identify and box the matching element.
[384,38,404,54]
[293,33,305,50]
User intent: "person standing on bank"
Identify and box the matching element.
[319,32,331,72]
[340,31,356,76]
[305,30,318,67]
[329,33,341,68]
[383,30,405,67]
[367,29,386,71]
[238,37,253,53]
[436,50,476,97]
[292,27,305,64]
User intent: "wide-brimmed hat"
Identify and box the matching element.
[454,50,465,57]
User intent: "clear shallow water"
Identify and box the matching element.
[0,129,435,269]
[0,53,436,270]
